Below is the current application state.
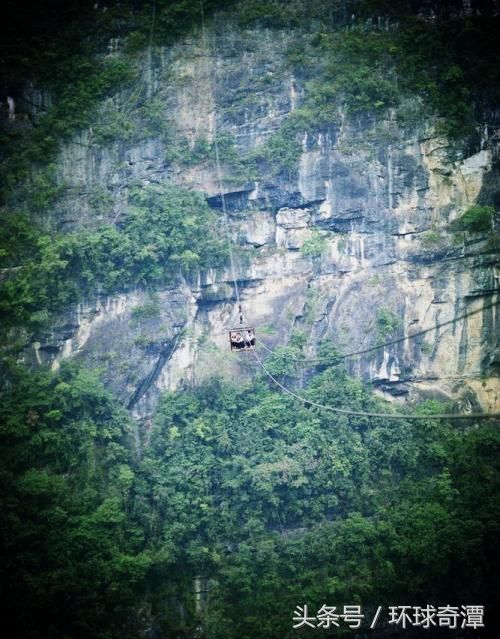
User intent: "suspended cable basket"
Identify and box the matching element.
[229,327,256,352]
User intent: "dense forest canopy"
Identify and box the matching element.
[1,1,499,638]
[2,362,500,637]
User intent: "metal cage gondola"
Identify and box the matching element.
[229,326,256,352]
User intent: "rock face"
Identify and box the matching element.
[19,19,500,417]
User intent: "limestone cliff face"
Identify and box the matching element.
[21,19,500,417]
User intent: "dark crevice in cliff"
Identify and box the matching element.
[126,333,181,411]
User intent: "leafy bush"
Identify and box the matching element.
[250,108,318,176]
[419,229,443,248]
[0,186,227,327]
[0,213,38,267]
[93,106,136,145]
[301,229,328,257]
[376,308,401,341]
[421,340,434,355]
[130,296,161,321]
[236,0,299,28]
[451,205,494,233]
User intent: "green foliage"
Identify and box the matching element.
[394,17,500,137]
[258,324,277,335]
[1,57,136,196]
[0,186,226,328]
[264,345,300,378]
[191,136,212,161]
[2,354,500,637]
[249,108,318,176]
[0,362,148,638]
[419,228,443,248]
[376,308,401,342]
[311,339,345,372]
[138,367,500,637]
[88,185,114,211]
[237,0,299,28]
[261,3,500,148]
[421,340,434,355]
[23,165,65,213]
[254,130,302,175]
[133,333,157,349]
[313,32,398,114]
[0,1,239,196]
[175,132,259,182]
[136,98,170,140]
[301,229,328,257]
[0,212,38,267]
[130,295,161,321]
[303,286,320,324]
[92,104,137,145]
[337,237,347,252]
[451,205,494,233]
[251,23,402,174]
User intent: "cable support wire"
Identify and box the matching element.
[200,0,241,310]
[254,298,500,365]
[250,346,500,421]
[213,134,241,308]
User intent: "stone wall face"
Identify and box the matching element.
[19,20,500,417]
